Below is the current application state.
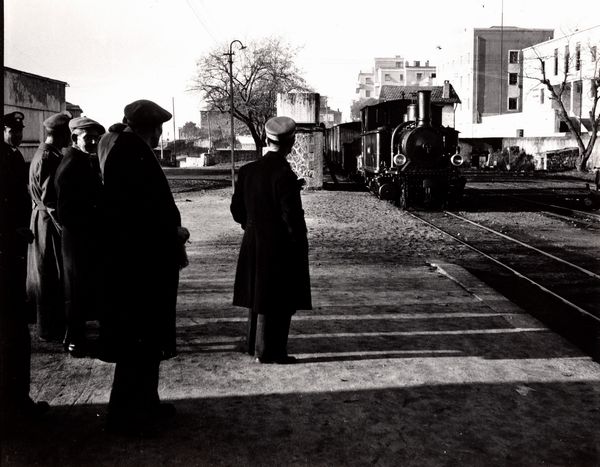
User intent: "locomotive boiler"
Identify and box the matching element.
[359,90,465,209]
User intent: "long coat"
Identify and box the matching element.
[26,143,64,338]
[0,142,32,408]
[97,128,182,362]
[231,151,312,315]
[54,147,103,322]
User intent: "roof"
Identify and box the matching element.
[4,66,68,86]
[378,84,461,105]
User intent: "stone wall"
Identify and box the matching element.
[288,129,324,189]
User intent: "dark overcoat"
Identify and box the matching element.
[231,151,312,315]
[0,142,33,408]
[97,128,181,362]
[54,147,103,321]
[26,143,64,337]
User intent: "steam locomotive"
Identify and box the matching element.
[358,89,465,209]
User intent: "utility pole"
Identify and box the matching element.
[499,0,504,115]
[172,97,177,163]
[224,39,246,190]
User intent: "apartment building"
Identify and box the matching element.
[356,56,436,100]
[521,25,600,137]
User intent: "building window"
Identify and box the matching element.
[509,50,519,64]
[395,62,402,68]
[508,73,518,85]
[365,90,371,97]
[414,60,420,67]
[554,48,559,75]
[384,73,391,81]
[431,73,436,79]
[416,72,423,81]
[564,45,570,73]
[399,74,404,82]
[508,97,518,110]
[540,88,545,104]
[365,77,373,84]
[576,43,581,71]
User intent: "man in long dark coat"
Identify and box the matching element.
[97,100,189,434]
[54,117,105,357]
[27,112,71,342]
[231,116,312,364]
[1,112,49,430]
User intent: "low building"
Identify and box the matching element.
[377,81,461,128]
[3,67,69,161]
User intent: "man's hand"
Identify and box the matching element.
[177,226,190,244]
[16,227,34,244]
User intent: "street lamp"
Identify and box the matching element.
[224,39,246,190]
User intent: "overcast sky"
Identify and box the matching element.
[5,0,598,139]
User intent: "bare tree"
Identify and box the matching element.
[350,97,378,121]
[523,36,600,171]
[191,37,310,156]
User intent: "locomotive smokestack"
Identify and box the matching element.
[417,90,431,127]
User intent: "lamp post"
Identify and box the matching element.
[224,39,246,190]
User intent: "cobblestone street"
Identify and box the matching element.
[3,187,600,466]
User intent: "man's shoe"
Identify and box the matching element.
[274,355,298,364]
[66,343,86,358]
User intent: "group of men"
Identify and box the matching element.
[1,101,311,436]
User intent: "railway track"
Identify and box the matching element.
[409,209,600,359]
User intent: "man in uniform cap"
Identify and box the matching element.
[231,116,312,364]
[27,112,71,342]
[1,112,49,429]
[97,99,189,435]
[54,117,105,357]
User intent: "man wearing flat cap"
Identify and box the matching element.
[27,112,72,343]
[55,117,105,357]
[1,112,49,428]
[97,99,189,434]
[231,116,312,364]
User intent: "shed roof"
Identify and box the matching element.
[378,84,461,105]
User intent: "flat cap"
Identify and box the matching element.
[43,112,71,130]
[265,116,296,141]
[69,117,105,134]
[3,111,25,129]
[124,100,172,127]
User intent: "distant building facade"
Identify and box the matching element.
[436,26,554,134]
[3,67,69,161]
[319,96,342,129]
[356,56,436,100]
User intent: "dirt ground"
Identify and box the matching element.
[2,186,600,466]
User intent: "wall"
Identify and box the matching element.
[288,129,324,189]
[502,135,600,169]
[4,67,67,161]
[276,93,320,124]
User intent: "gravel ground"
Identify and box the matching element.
[3,185,600,466]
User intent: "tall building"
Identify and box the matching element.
[436,26,554,133]
[356,56,436,100]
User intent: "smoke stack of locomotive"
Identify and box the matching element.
[417,90,431,127]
